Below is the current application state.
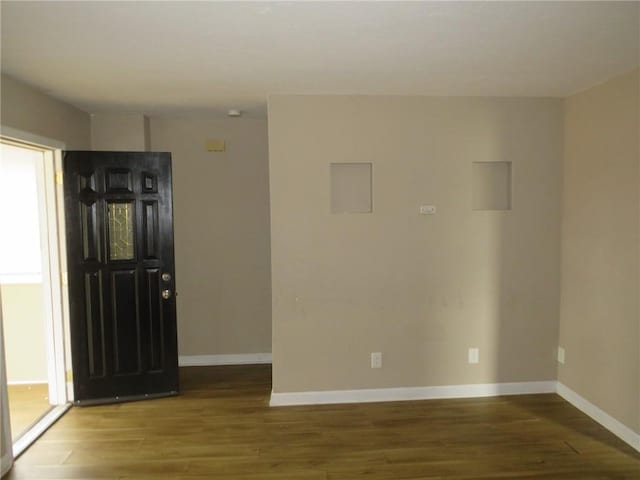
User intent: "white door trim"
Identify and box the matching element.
[39,150,68,405]
[0,289,14,476]
[0,126,65,150]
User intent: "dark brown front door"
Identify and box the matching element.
[63,151,178,404]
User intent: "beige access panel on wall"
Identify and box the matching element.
[330,162,373,214]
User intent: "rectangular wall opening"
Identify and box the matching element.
[472,161,512,211]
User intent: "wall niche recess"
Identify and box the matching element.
[330,163,372,214]
[472,161,512,211]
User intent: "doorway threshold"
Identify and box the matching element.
[13,403,71,459]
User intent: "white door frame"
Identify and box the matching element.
[0,287,14,475]
[0,126,71,405]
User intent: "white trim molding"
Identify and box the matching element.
[557,382,640,453]
[178,353,272,367]
[12,404,71,459]
[0,126,66,150]
[270,381,557,407]
[7,380,48,386]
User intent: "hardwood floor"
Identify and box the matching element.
[7,384,51,441]
[6,365,639,479]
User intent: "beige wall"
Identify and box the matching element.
[1,75,272,359]
[150,116,272,356]
[91,113,150,151]
[0,74,90,148]
[560,69,639,433]
[269,95,563,393]
[0,283,48,383]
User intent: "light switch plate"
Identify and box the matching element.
[419,205,436,215]
[557,347,565,364]
[468,347,479,364]
[371,352,382,369]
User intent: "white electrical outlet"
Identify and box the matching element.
[557,347,565,364]
[371,352,382,369]
[468,347,479,364]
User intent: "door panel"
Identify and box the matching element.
[80,200,101,262]
[64,151,178,404]
[145,268,164,371]
[84,270,106,378]
[142,201,159,259]
[111,269,140,375]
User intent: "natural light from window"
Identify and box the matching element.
[0,143,43,283]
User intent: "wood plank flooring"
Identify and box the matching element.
[7,384,51,441]
[5,365,640,479]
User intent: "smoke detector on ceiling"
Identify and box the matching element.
[227,109,242,117]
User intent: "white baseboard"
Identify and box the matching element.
[270,380,556,407]
[7,380,48,386]
[178,353,272,367]
[557,382,640,453]
[175,359,640,453]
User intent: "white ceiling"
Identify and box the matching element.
[1,1,638,116]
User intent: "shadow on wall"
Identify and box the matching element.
[488,108,636,459]
[491,105,560,387]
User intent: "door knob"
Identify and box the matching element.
[161,289,172,300]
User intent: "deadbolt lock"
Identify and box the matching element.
[162,272,172,282]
